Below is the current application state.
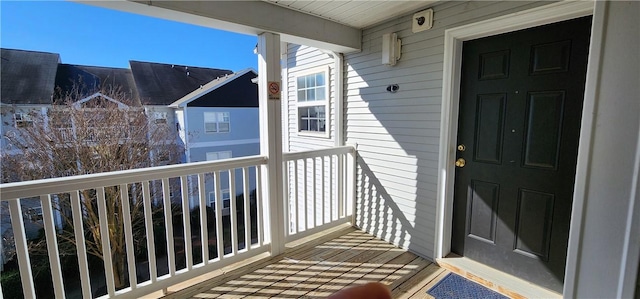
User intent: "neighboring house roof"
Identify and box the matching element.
[130,60,233,106]
[0,48,60,104]
[169,69,258,108]
[54,64,140,104]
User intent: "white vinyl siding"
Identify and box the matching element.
[339,1,549,259]
[204,112,230,133]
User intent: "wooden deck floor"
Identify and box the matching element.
[161,226,448,299]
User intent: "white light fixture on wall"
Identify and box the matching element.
[382,33,401,66]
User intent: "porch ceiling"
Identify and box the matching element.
[263,0,439,29]
[79,0,438,53]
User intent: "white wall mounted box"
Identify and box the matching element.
[412,9,433,33]
[382,33,401,66]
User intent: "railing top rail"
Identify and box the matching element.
[0,155,268,201]
[283,145,355,161]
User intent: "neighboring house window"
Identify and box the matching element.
[208,189,231,209]
[25,207,43,222]
[206,151,232,161]
[204,112,230,133]
[14,112,34,128]
[49,111,73,140]
[296,67,329,136]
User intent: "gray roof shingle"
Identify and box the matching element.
[1,48,60,104]
[129,61,233,105]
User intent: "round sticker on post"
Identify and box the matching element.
[268,81,281,100]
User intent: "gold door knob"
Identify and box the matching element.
[457,144,466,152]
[455,158,466,168]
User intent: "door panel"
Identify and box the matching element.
[452,16,592,292]
[474,94,506,164]
[523,91,565,169]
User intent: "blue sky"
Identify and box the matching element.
[1,1,258,72]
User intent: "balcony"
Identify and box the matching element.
[0,146,445,298]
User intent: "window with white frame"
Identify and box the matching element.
[204,112,230,133]
[14,112,34,128]
[296,67,329,135]
[208,189,231,209]
[206,151,232,161]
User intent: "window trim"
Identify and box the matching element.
[295,66,330,138]
[203,111,230,134]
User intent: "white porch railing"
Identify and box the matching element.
[283,145,357,243]
[0,146,356,298]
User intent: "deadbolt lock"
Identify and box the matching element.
[455,158,466,168]
[457,144,466,152]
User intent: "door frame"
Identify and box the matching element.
[434,0,596,295]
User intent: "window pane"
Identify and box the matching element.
[218,122,230,132]
[315,106,325,117]
[221,112,230,122]
[310,119,318,131]
[204,112,216,122]
[306,75,315,88]
[205,122,217,132]
[307,89,315,101]
[319,119,326,132]
[316,87,325,101]
[300,119,309,131]
[316,73,325,86]
[297,77,306,89]
[298,90,306,102]
[308,107,318,117]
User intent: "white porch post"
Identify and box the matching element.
[258,32,285,255]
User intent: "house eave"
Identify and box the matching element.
[78,0,362,53]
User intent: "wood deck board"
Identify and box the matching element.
[162,228,446,299]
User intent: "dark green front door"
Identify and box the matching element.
[452,16,592,292]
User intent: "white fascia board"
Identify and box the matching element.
[169,68,257,108]
[78,0,361,53]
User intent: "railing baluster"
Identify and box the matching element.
[349,147,357,221]
[41,194,65,298]
[312,157,317,228]
[229,169,238,255]
[97,187,116,297]
[329,155,334,222]
[256,166,264,246]
[214,171,224,260]
[293,160,299,235]
[283,160,290,236]
[321,156,325,225]
[181,176,193,270]
[337,155,344,219]
[303,159,308,231]
[161,178,176,276]
[120,184,137,290]
[197,173,209,263]
[142,181,157,282]
[8,199,36,298]
[70,190,92,298]
[243,167,251,250]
